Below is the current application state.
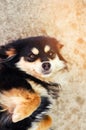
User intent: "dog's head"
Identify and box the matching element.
[0,36,67,79]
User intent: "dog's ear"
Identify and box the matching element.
[0,45,17,63]
[52,38,64,50]
[56,42,64,50]
[52,38,67,62]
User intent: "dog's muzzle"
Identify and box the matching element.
[41,61,51,74]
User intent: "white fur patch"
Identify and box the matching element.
[27,80,48,96]
[31,48,39,55]
[16,56,66,81]
[44,45,50,53]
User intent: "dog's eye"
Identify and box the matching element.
[25,53,37,62]
[48,50,56,59]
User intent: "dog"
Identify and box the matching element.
[0,36,66,130]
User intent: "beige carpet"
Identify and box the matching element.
[0,0,86,130]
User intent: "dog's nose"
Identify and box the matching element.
[42,62,51,71]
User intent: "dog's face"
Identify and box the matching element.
[0,36,66,79]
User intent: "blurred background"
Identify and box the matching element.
[0,0,86,130]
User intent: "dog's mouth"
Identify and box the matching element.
[41,69,52,75]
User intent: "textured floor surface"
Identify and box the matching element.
[0,0,86,130]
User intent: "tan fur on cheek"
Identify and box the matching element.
[0,88,41,123]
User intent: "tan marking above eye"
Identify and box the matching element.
[31,48,39,55]
[44,45,50,53]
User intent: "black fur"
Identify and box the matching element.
[0,36,63,130]
[0,63,53,130]
[0,36,65,63]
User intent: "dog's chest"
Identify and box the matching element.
[27,80,48,97]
